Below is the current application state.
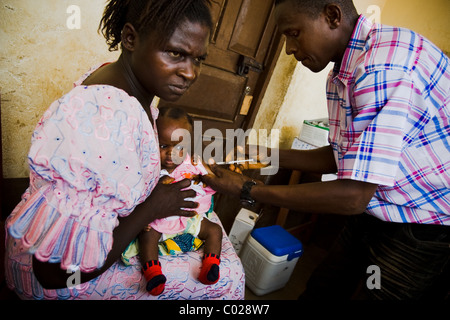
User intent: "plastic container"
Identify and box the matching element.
[240,225,303,296]
[228,208,259,255]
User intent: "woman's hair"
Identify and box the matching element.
[275,0,357,20]
[158,106,194,130]
[99,0,213,51]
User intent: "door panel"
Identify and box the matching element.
[173,65,247,123]
[159,0,281,136]
[229,1,274,57]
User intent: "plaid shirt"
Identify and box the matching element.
[327,15,450,225]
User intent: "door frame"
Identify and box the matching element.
[242,29,284,131]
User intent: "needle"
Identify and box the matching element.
[215,159,255,165]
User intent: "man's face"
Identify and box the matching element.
[275,1,342,73]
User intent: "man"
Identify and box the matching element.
[203,0,449,300]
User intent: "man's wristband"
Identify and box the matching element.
[240,180,257,205]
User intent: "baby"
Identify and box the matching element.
[139,106,222,296]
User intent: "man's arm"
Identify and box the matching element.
[202,164,377,216]
[278,145,337,173]
[250,179,378,215]
[231,145,337,174]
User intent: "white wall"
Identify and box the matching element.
[0,1,120,178]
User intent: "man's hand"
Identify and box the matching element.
[222,145,272,174]
[201,162,263,197]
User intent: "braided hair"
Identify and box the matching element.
[99,0,213,51]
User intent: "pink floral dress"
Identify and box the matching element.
[4,66,245,300]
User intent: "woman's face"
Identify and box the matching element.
[131,19,210,102]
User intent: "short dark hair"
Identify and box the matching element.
[158,106,194,130]
[275,0,357,20]
[99,0,213,51]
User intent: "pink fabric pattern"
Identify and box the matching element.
[5,212,245,300]
[150,155,216,235]
[4,65,245,300]
[7,82,160,272]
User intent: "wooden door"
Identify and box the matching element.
[159,0,282,137]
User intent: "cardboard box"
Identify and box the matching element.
[298,118,330,147]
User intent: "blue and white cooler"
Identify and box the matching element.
[240,225,303,296]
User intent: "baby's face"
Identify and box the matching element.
[157,117,193,173]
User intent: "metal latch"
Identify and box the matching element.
[237,55,263,76]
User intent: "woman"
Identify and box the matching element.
[5,0,215,300]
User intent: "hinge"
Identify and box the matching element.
[237,55,263,76]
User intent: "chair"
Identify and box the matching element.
[0,92,21,299]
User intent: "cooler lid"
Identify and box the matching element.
[251,225,303,261]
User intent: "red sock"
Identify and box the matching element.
[199,253,220,285]
[142,260,166,296]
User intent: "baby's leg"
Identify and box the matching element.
[139,228,166,295]
[198,219,223,256]
[139,228,161,262]
[197,219,223,285]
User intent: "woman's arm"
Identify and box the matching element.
[33,178,197,290]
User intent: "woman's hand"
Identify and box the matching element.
[144,178,198,222]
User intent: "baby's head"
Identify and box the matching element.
[157,106,194,173]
